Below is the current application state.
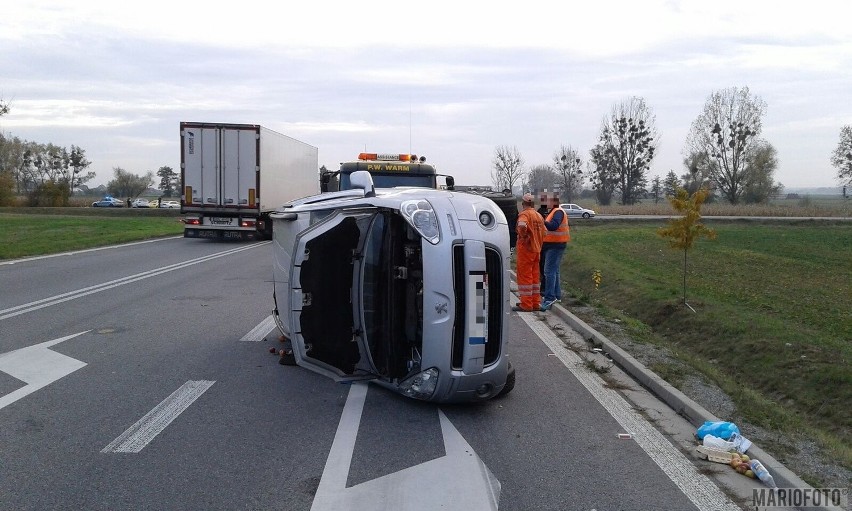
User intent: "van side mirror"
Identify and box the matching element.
[349,170,376,197]
[445,176,455,190]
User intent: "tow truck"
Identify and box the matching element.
[321,153,518,247]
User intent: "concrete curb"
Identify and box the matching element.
[542,300,826,502]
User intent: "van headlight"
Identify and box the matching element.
[478,210,495,229]
[401,200,440,244]
[399,367,439,400]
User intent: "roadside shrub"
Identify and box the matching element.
[0,171,15,206]
[27,180,70,206]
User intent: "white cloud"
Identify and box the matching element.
[3,0,851,189]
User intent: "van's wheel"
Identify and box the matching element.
[496,362,515,398]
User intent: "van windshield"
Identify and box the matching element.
[341,172,436,189]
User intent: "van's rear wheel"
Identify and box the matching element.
[496,362,515,398]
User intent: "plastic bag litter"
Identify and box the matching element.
[696,420,740,440]
[729,432,752,453]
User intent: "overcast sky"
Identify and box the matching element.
[2,0,850,190]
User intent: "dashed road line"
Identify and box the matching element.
[239,315,277,342]
[1,242,269,321]
[102,380,215,454]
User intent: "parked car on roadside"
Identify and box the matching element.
[159,200,180,209]
[91,197,125,207]
[559,203,596,218]
[271,171,515,403]
[131,198,150,208]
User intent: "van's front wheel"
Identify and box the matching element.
[496,362,515,398]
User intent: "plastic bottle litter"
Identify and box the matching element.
[696,420,740,440]
[749,459,777,488]
[703,434,736,451]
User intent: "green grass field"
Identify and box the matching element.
[562,219,851,467]
[0,212,184,259]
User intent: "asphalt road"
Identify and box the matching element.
[0,238,743,511]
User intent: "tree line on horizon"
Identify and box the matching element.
[491,86,852,205]
[1,91,850,207]
[0,100,179,206]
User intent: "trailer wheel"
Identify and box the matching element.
[496,362,515,398]
[260,215,274,240]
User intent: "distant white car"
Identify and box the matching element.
[559,203,596,219]
[131,198,150,208]
[159,200,180,209]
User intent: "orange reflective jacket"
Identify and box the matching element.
[543,208,570,243]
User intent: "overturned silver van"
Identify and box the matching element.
[270,171,514,403]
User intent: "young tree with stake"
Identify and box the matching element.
[657,187,716,312]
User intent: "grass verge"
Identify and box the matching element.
[0,212,184,259]
[562,219,851,470]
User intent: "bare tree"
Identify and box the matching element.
[525,164,557,195]
[650,175,662,204]
[588,144,618,205]
[597,97,658,205]
[831,125,852,187]
[0,98,9,117]
[552,145,584,202]
[491,145,525,193]
[685,86,767,204]
[107,167,154,198]
[680,151,713,195]
[67,145,94,194]
[743,140,782,203]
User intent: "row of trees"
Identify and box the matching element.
[0,98,179,205]
[0,132,96,194]
[492,87,852,205]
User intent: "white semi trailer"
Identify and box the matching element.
[180,122,318,240]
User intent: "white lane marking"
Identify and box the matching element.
[102,380,215,454]
[0,242,270,320]
[239,315,277,342]
[314,382,368,495]
[311,382,500,511]
[0,331,90,411]
[517,313,740,511]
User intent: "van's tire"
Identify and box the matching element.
[496,362,515,398]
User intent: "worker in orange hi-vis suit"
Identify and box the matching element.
[514,193,546,312]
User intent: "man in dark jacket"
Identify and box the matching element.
[540,197,570,311]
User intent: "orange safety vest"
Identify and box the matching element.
[543,208,570,243]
